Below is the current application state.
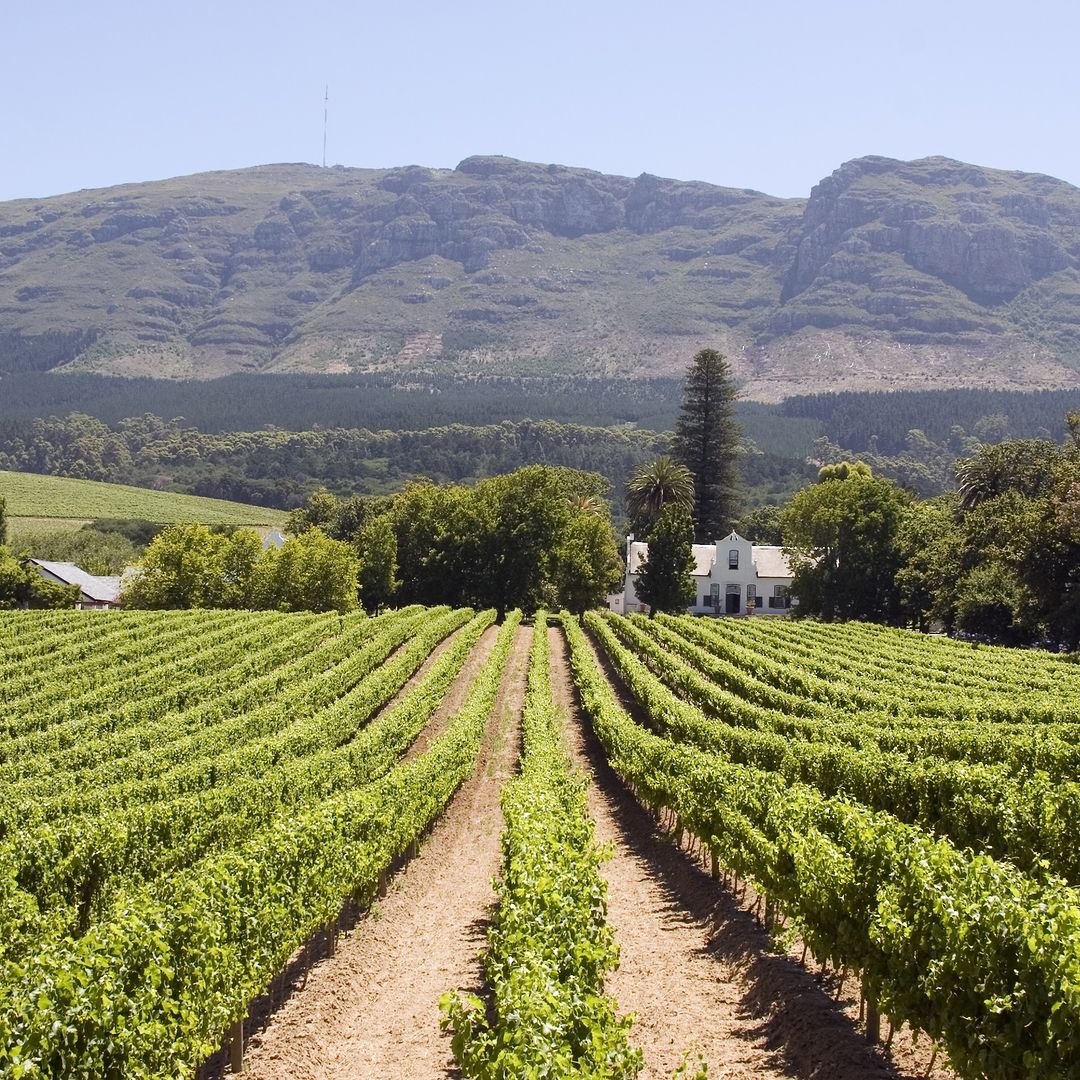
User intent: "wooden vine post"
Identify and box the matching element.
[227,1018,244,1073]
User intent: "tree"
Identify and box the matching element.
[123,524,234,609]
[671,348,742,542]
[219,530,264,609]
[286,488,340,536]
[735,505,783,545]
[781,470,908,622]
[894,497,962,631]
[633,504,696,615]
[254,530,359,613]
[955,439,1059,509]
[624,457,694,538]
[817,461,873,482]
[552,512,623,614]
[356,516,400,612]
[953,562,1032,644]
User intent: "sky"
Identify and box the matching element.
[3,0,1079,203]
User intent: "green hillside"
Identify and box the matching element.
[0,470,283,527]
[2,155,1080,398]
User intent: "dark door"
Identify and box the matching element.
[725,591,740,614]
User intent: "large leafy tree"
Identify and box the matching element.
[781,468,909,622]
[894,496,963,631]
[123,524,233,609]
[355,516,400,612]
[382,466,621,615]
[624,457,694,538]
[254,530,359,613]
[671,348,742,542]
[633,504,696,615]
[553,512,623,614]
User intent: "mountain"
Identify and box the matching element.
[2,154,1080,399]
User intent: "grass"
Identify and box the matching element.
[0,470,284,528]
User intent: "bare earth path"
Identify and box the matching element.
[550,626,914,1080]
[242,624,529,1080]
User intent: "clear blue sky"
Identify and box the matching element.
[3,0,1078,203]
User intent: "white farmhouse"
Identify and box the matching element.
[618,531,795,615]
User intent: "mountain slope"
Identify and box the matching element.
[2,154,1080,398]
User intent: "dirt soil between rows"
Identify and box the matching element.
[240,623,529,1080]
[550,625,929,1080]
[237,618,944,1080]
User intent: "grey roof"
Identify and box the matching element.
[30,560,123,603]
[628,542,716,577]
[753,546,794,580]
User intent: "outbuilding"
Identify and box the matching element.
[29,560,123,610]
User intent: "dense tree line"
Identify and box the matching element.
[783,387,1080,454]
[0,413,667,510]
[0,373,684,433]
[0,411,810,516]
[288,466,623,616]
[123,524,360,613]
[780,416,1080,649]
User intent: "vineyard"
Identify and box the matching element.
[0,607,1078,1078]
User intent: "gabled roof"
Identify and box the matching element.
[627,542,715,577]
[30,560,123,603]
[626,540,794,580]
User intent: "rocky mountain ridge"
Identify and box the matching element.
[2,154,1080,399]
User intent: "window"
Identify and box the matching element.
[710,583,720,609]
[747,584,757,610]
[768,585,790,610]
[728,548,739,570]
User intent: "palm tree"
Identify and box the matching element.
[955,440,1058,510]
[625,457,694,535]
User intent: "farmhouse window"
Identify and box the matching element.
[768,585,790,610]
[728,548,739,569]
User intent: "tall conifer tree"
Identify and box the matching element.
[672,348,742,542]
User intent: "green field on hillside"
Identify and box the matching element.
[0,470,283,528]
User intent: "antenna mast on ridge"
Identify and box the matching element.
[322,84,329,167]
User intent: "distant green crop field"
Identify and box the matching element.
[0,470,283,527]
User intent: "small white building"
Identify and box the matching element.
[29,560,123,610]
[618,531,795,616]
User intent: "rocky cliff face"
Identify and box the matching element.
[2,154,1079,397]
[778,156,1080,334]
